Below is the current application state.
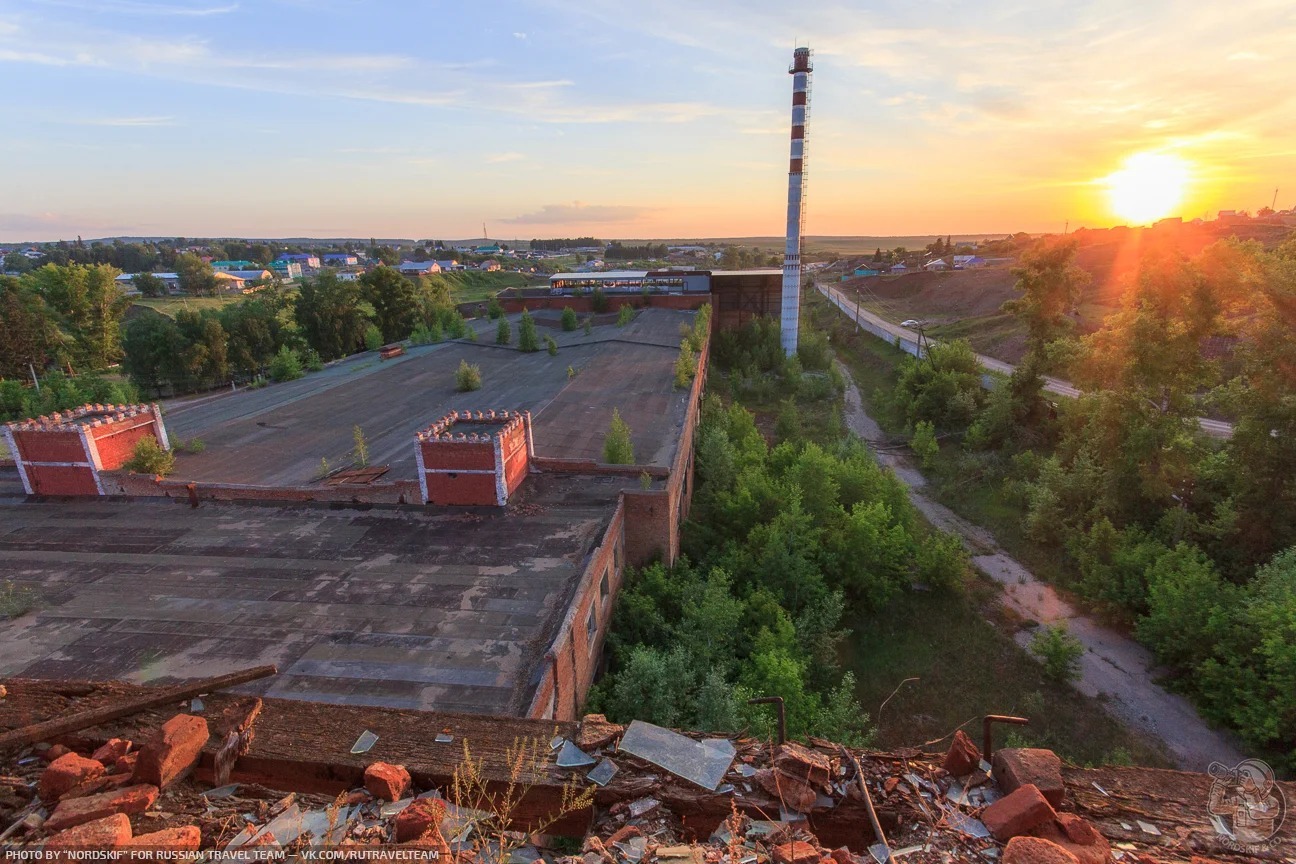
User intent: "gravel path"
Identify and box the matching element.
[837,360,1246,771]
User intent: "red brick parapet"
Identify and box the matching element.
[414,409,534,506]
[3,403,169,497]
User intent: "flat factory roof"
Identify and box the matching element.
[160,308,697,487]
[0,472,628,715]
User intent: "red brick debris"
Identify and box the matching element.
[134,713,209,788]
[364,761,412,801]
[0,692,1285,863]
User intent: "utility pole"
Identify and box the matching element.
[1273,188,1280,211]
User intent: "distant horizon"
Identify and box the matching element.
[1,232,1016,247]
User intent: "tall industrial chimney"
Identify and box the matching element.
[780,46,813,357]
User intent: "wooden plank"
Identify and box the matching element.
[0,666,277,750]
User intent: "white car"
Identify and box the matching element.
[900,319,921,328]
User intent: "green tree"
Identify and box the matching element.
[175,253,218,296]
[910,419,939,468]
[123,437,174,476]
[121,312,185,394]
[518,309,539,352]
[3,251,34,274]
[617,304,634,326]
[295,272,369,361]
[360,266,418,343]
[496,317,512,345]
[545,335,558,356]
[26,263,130,372]
[131,272,166,298]
[487,297,504,320]
[561,306,578,331]
[892,339,984,430]
[603,408,635,464]
[0,277,60,378]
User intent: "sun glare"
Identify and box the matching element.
[1105,152,1190,225]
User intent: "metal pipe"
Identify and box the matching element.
[839,745,890,861]
[982,714,1030,761]
[746,696,786,745]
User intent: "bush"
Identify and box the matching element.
[302,348,325,372]
[455,359,482,392]
[910,420,939,469]
[592,287,608,313]
[518,309,539,352]
[583,318,592,336]
[443,310,468,339]
[674,342,696,388]
[617,304,634,327]
[914,531,968,591]
[561,307,578,332]
[363,324,383,351]
[123,436,174,476]
[1030,623,1084,683]
[496,317,511,345]
[268,345,303,382]
[797,327,833,371]
[352,425,369,467]
[487,297,504,320]
[546,335,558,356]
[603,408,635,464]
[410,321,442,345]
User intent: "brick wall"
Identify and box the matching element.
[472,293,713,317]
[416,410,534,506]
[527,501,626,721]
[4,404,168,497]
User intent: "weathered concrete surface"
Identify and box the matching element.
[0,473,630,716]
[162,309,694,486]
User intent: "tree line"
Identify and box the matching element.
[604,242,668,260]
[528,238,600,252]
[1,263,472,409]
[883,234,1296,768]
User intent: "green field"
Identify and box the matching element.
[132,294,247,318]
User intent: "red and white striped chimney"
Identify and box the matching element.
[781,46,813,357]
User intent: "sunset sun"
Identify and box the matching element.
[1105,152,1191,224]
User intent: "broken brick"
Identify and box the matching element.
[43,744,72,763]
[754,768,817,812]
[829,847,856,864]
[773,743,832,790]
[981,783,1056,842]
[112,752,139,777]
[44,784,159,832]
[1003,836,1080,864]
[38,753,105,803]
[44,813,132,850]
[1029,816,1111,864]
[772,841,820,864]
[91,738,132,767]
[993,747,1065,807]
[346,789,370,806]
[394,798,446,843]
[121,825,202,850]
[135,714,210,789]
[577,714,625,751]
[942,729,981,777]
[605,824,642,846]
[364,761,411,801]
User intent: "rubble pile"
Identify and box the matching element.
[0,688,1286,863]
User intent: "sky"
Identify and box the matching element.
[1,0,1294,241]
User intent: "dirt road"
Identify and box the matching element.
[837,360,1246,771]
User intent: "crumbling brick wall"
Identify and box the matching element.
[528,502,626,721]
[4,404,168,497]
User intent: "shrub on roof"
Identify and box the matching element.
[123,436,174,476]
[455,359,482,392]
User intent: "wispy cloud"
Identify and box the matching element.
[501,202,653,225]
[485,152,525,163]
[35,0,238,15]
[513,31,527,40]
[61,115,177,126]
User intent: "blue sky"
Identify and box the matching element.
[2,0,1293,240]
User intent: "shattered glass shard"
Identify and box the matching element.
[556,740,597,767]
[350,730,379,754]
[587,758,619,786]
[617,720,735,791]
